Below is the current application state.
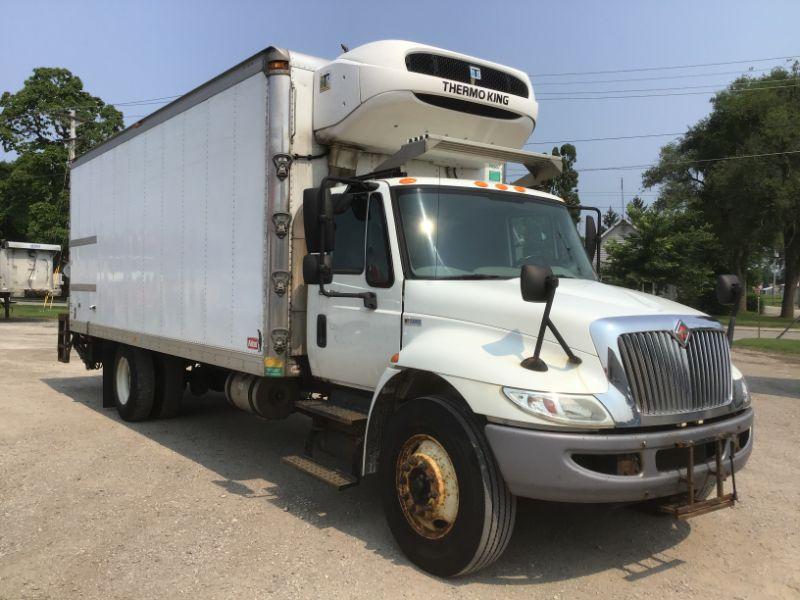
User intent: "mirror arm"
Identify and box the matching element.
[546,319,582,366]
[318,282,377,310]
[521,278,582,372]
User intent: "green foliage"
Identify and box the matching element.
[602,207,619,229]
[0,68,123,245]
[538,144,580,216]
[627,195,645,212]
[604,205,719,306]
[643,65,800,316]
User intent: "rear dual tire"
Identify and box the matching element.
[111,346,184,421]
[380,395,516,577]
[113,345,155,421]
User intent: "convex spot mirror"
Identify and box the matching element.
[716,274,742,306]
[302,254,333,285]
[520,264,558,303]
[303,187,335,253]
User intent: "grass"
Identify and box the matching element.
[714,310,800,328]
[733,338,800,355]
[1,302,65,320]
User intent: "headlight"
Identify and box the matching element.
[502,387,614,428]
[733,377,751,408]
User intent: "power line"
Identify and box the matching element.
[537,79,799,96]
[533,66,777,86]
[576,149,800,172]
[533,54,798,77]
[524,131,684,146]
[507,148,800,175]
[539,81,800,101]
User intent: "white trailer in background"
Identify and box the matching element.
[61,40,753,577]
[0,240,62,297]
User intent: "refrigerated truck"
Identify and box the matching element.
[60,40,753,577]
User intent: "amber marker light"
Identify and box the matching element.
[390,353,400,363]
[267,60,289,72]
[474,181,488,187]
[495,183,508,191]
[398,177,417,184]
[514,186,526,192]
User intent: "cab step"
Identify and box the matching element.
[281,454,358,490]
[295,399,368,426]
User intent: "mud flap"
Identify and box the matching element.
[57,313,71,363]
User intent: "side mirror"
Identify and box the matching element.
[716,274,742,306]
[584,216,598,262]
[303,187,335,253]
[716,274,743,344]
[302,254,332,285]
[520,264,558,303]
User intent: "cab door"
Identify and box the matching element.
[306,187,403,389]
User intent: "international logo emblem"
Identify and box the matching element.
[672,320,691,347]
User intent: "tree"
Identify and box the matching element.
[628,195,645,212]
[604,205,719,306]
[602,207,619,229]
[0,68,123,245]
[643,65,800,315]
[538,143,580,216]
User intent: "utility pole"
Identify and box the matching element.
[620,177,624,219]
[67,109,77,162]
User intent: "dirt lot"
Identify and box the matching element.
[1,321,799,599]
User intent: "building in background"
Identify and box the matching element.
[599,217,636,266]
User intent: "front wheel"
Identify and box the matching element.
[379,395,516,577]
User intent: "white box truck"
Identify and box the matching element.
[60,40,753,577]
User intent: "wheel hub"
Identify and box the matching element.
[116,356,131,406]
[396,434,459,539]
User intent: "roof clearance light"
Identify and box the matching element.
[495,183,508,191]
[398,177,417,184]
[514,186,526,193]
[474,181,488,188]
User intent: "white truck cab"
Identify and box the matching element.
[63,40,753,577]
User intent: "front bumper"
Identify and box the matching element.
[485,408,753,503]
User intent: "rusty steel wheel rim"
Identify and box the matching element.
[395,434,459,539]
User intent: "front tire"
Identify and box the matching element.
[113,345,155,422]
[379,395,516,577]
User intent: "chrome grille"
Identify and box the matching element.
[617,329,732,416]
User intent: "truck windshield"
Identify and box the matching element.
[395,186,596,280]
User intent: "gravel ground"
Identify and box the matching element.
[1,320,798,599]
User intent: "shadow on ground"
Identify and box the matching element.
[43,374,691,585]
[746,375,800,399]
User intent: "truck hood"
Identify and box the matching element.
[403,278,707,356]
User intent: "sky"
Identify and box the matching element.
[1,0,798,214]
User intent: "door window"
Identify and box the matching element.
[365,194,394,288]
[331,193,368,274]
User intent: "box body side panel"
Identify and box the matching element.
[69,72,268,358]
